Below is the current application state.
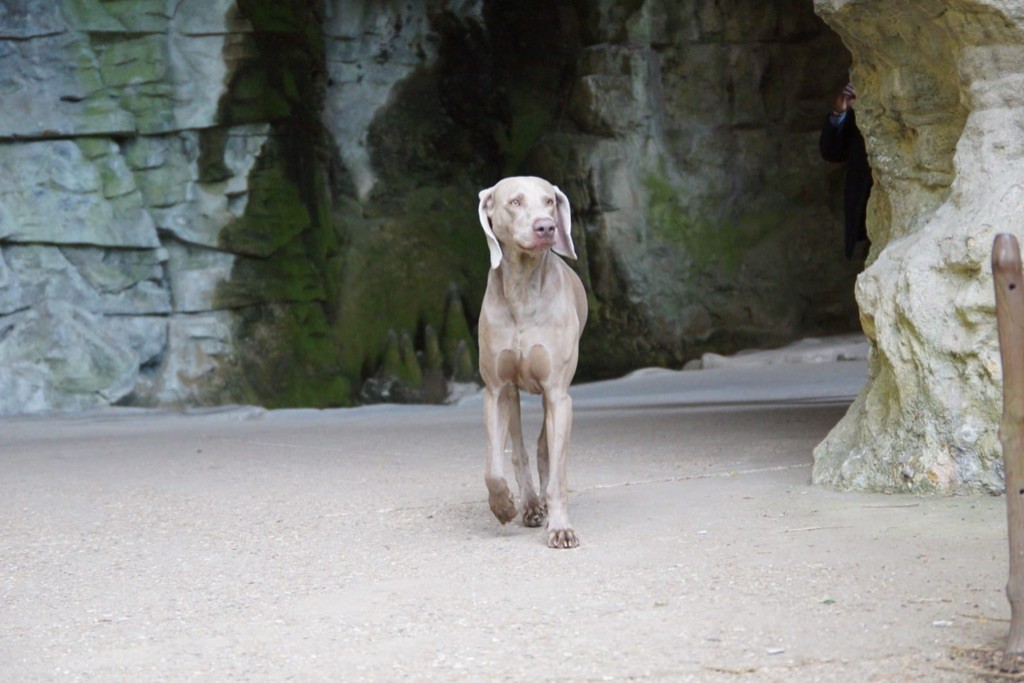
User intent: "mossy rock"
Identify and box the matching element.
[441,290,477,375]
[423,324,444,373]
[379,329,403,378]
[452,340,477,383]
[221,64,292,125]
[217,241,328,308]
[233,302,352,409]
[89,34,175,133]
[210,0,338,407]
[399,331,424,388]
[218,155,310,257]
[333,183,487,387]
[226,0,325,125]
[376,329,423,389]
[643,171,779,276]
[197,128,232,183]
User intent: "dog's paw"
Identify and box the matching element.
[489,489,517,524]
[521,499,547,528]
[547,527,579,549]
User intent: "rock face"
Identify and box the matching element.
[531,1,862,372]
[0,0,860,414]
[329,0,862,386]
[0,0,347,411]
[810,0,1024,493]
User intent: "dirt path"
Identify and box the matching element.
[0,360,1009,681]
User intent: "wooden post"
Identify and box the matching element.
[993,233,1024,662]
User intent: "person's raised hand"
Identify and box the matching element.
[833,83,857,114]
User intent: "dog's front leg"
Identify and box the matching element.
[536,422,549,508]
[543,390,577,548]
[483,384,517,524]
[506,385,546,527]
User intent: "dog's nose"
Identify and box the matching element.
[533,217,556,239]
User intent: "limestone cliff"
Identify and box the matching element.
[534,0,861,372]
[0,0,859,413]
[811,0,1023,492]
[330,0,861,384]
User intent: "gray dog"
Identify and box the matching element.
[476,176,588,549]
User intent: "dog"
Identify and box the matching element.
[476,176,588,548]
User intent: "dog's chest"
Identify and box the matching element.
[480,263,581,393]
[496,331,551,394]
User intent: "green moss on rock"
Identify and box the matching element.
[89,34,175,134]
[212,0,345,408]
[218,159,310,257]
[380,329,403,378]
[452,340,477,383]
[233,302,352,408]
[220,66,292,125]
[333,185,486,389]
[423,324,444,373]
[399,331,424,388]
[498,84,556,174]
[644,172,777,275]
[441,289,477,376]
[218,240,327,308]
[197,128,232,183]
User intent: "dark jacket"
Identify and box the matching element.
[820,108,872,259]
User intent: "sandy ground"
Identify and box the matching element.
[0,349,1013,681]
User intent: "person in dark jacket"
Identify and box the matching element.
[820,83,872,259]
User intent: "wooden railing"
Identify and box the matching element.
[992,233,1024,664]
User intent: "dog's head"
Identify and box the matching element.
[477,176,576,270]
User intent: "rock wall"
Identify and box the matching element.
[0,0,350,411]
[811,0,1024,492]
[332,0,862,383]
[530,0,862,373]
[325,0,495,403]
[0,0,859,413]
[1,0,248,412]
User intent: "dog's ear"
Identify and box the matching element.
[552,185,577,260]
[478,186,503,270]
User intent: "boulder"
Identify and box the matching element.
[811,0,1024,492]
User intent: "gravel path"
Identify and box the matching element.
[0,360,1008,681]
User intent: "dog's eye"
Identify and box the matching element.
[510,198,520,207]
[546,198,555,206]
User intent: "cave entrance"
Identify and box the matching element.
[467,1,862,378]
